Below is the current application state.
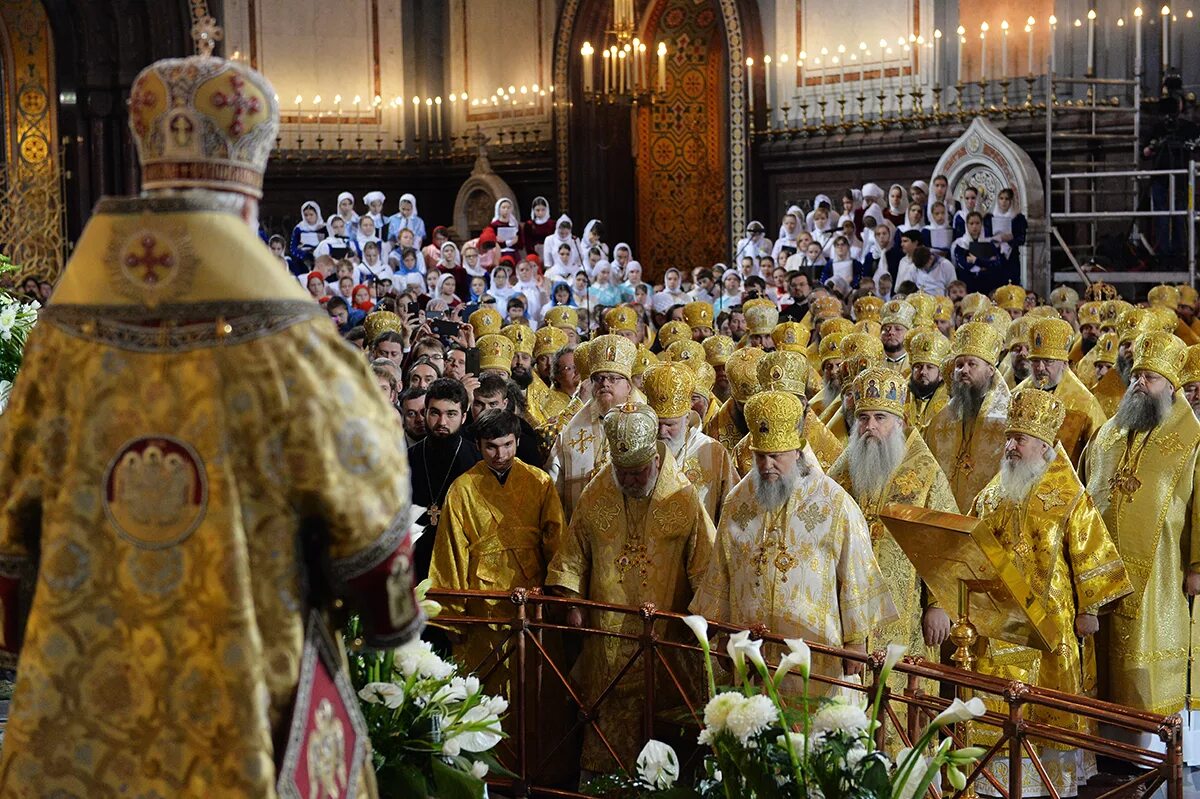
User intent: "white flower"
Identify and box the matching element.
[469,760,489,779]
[725,694,778,743]
[811,699,870,735]
[732,636,766,674]
[636,739,679,789]
[481,694,509,716]
[726,630,751,676]
[442,737,463,757]
[776,731,806,752]
[783,638,811,679]
[703,691,744,734]
[447,705,503,752]
[682,615,710,648]
[880,644,907,683]
[358,682,405,709]
[697,728,715,745]
[395,639,456,680]
[893,751,929,799]
[931,697,986,728]
[845,744,868,769]
[0,305,17,339]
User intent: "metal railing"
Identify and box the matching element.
[423,588,1183,799]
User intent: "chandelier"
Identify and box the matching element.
[579,0,667,104]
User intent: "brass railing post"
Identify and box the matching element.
[513,588,529,797]
[642,603,658,747]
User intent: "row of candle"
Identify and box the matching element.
[579,39,668,95]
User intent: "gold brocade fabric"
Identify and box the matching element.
[703,399,746,454]
[1091,367,1128,419]
[552,398,608,521]
[972,445,1132,743]
[671,426,737,526]
[819,393,842,424]
[543,388,572,424]
[924,380,1011,511]
[904,383,949,436]
[1014,370,1108,466]
[690,469,897,688]
[1083,398,1200,714]
[524,374,551,427]
[546,450,715,772]
[825,407,850,447]
[729,410,843,478]
[0,199,412,797]
[1074,343,1102,389]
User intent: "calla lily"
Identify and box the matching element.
[880,643,907,683]
[773,652,807,686]
[931,696,987,727]
[682,615,710,649]
[733,636,767,674]
[783,638,811,679]
[727,630,751,680]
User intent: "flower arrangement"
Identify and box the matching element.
[347,580,510,799]
[0,255,39,413]
[585,615,985,799]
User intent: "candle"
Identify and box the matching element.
[425,97,433,136]
[979,23,988,81]
[435,96,442,138]
[933,30,942,87]
[956,26,965,83]
[412,95,420,138]
[581,41,594,93]
[293,95,302,147]
[858,42,867,90]
[798,51,806,99]
[764,54,772,107]
[639,42,647,90]
[879,38,887,88]
[657,42,667,93]
[907,34,916,88]
[1049,15,1057,73]
[603,49,611,93]
[1025,18,1034,74]
[618,49,627,94]
[313,94,322,149]
[1001,21,1009,77]
[1161,5,1170,72]
[1134,7,1144,78]
[780,52,791,101]
[334,94,342,145]
[746,56,754,111]
[1087,10,1097,74]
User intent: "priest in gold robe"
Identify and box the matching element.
[533,325,569,390]
[925,322,1011,511]
[703,347,764,452]
[814,331,849,418]
[691,391,897,689]
[1183,344,1200,420]
[0,53,422,797]
[703,334,736,402]
[904,330,951,435]
[503,324,550,427]
[547,402,715,774]
[1091,308,1152,418]
[1082,332,1200,737]
[972,388,1132,797]
[824,332,886,446]
[880,299,915,373]
[1019,317,1108,466]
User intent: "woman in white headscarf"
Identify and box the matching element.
[610,242,633,279]
[522,195,556,257]
[805,195,835,234]
[541,215,582,271]
[314,214,354,260]
[883,183,908,227]
[289,200,325,266]
[772,205,804,260]
[488,262,519,306]
[545,239,582,283]
[389,193,426,248]
[435,272,463,309]
[489,197,522,250]
[581,219,610,264]
[335,192,359,241]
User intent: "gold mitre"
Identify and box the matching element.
[952,321,1004,364]
[977,305,1012,339]
[1084,281,1119,302]
[811,295,843,321]
[1029,318,1073,361]
[1007,388,1067,446]
[994,284,1027,312]
[477,334,515,374]
[1132,330,1187,387]
[1182,344,1200,385]
[1179,285,1199,309]
[820,317,856,339]
[746,391,806,453]
[906,329,951,367]
[841,332,884,376]
[643,362,696,419]
[128,56,279,198]
[589,334,637,378]
[757,350,809,397]
[771,321,809,352]
[854,295,884,322]
[907,292,937,327]
[688,359,717,394]
[960,292,992,320]
[1116,308,1152,344]
[575,340,596,380]
[502,323,535,356]
[658,320,693,350]
[543,305,579,331]
[534,326,568,359]
[682,301,714,330]
[820,332,849,364]
[1093,333,1118,365]
[604,305,639,332]
[632,345,657,377]
[727,347,765,403]
[469,307,504,338]
[363,310,403,343]
[880,299,917,329]
[744,299,780,335]
[855,319,883,337]
[933,295,954,323]
[1025,306,1061,320]
[1148,284,1181,310]
[1149,306,1179,334]
[667,339,706,363]
[703,334,736,366]
[1077,301,1102,327]
[1049,285,1080,311]
[1005,317,1033,350]
[1100,300,1133,331]
[852,366,908,418]
[603,402,660,468]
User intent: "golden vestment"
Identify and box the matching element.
[825,406,850,446]
[0,196,419,797]
[1083,397,1200,715]
[690,470,897,687]
[730,410,843,477]
[552,398,609,520]
[546,450,715,772]
[1073,344,1102,388]
[904,383,949,436]
[544,387,572,422]
[703,398,747,453]
[883,352,910,376]
[1068,337,1085,366]
[524,373,551,426]
[1014,370,1108,466]
[1176,318,1200,346]
[999,353,1018,389]
[671,426,737,526]
[1090,367,1128,419]
[819,392,842,424]
[925,380,1011,511]
[972,446,1132,796]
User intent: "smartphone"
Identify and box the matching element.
[465,348,481,375]
[426,308,445,320]
[432,319,460,340]
[405,301,419,316]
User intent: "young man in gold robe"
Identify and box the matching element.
[547,402,715,775]
[904,330,951,435]
[925,321,1011,511]
[691,391,896,691]
[971,388,1131,796]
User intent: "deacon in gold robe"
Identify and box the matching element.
[904,330,951,435]
[971,389,1132,797]
[1019,317,1108,466]
[1067,301,1102,368]
[0,54,422,797]
[703,334,736,403]
[503,324,550,427]
[1082,332,1200,738]
[547,402,716,773]
[550,335,636,520]
[1079,332,1117,391]
[691,391,897,690]
[1183,344,1200,421]
[998,317,1032,389]
[703,347,764,452]
[644,363,737,525]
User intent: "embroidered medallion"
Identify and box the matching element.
[105,216,198,307]
[103,436,208,550]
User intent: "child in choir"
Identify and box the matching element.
[984,187,1027,285]
[924,201,954,256]
[289,200,325,268]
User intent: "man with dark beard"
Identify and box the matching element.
[703,346,765,452]
[534,325,568,386]
[815,332,848,418]
[971,388,1131,797]
[1091,307,1152,417]
[1069,301,1102,365]
[691,390,895,691]
[503,323,551,428]
[1083,331,1200,753]
[925,321,1010,511]
[1088,332,1117,388]
[827,367,958,706]
[904,330,951,435]
[1182,344,1200,420]
[999,317,1031,388]
[880,299,915,373]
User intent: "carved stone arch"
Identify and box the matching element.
[452,149,518,240]
[931,117,1046,289]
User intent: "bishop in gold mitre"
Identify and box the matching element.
[827,367,958,679]
[643,362,737,525]
[1091,307,1153,418]
[690,391,896,691]
[0,52,422,797]
[703,346,764,453]
[547,401,715,773]
[823,332,885,443]
[903,329,951,435]
[1082,331,1200,741]
[971,388,1131,797]
[1018,317,1108,466]
[925,321,1012,511]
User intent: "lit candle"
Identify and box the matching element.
[956,26,966,83]
[907,34,916,88]
[858,41,867,90]
[412,95,421,138]
[1087,10,1097,74]
[780,52,791,101]
[313,94,322,149]
[435,96,442,138]
[1134,7,1144,77]
[334,94,342,145]
[879,38,887,93]
[1161,5,1170,72]
[639,42,647,90]
[657,42,667,93]
[746,56,754,111]
[1049,15,1057,73]
[633,38,642,88]
[1001,21,1009,77]
[581,41,594,93]
[1026,18,1035,74]
[980,23,989,81]
[798,51,806,99]
[618,49,627,94]
[933,30,942,86]
[764,54,772,107]
[425,97,433,135]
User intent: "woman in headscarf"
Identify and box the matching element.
[883,183,908,227]
[984,187,1027,268]
[392,246,427,292]
[821,235,865,289]
[422,226,450,272]
[489,197,522,251]
[952,210,1004,293]
[864,219,902,284]
[772,205,804,261]
[389,193,426,248]
[838,189,864,233]
[435,273,463,309]
[610,242,633,279]
[583,246,607,281]
[545,240,580,283]
[314,214,354,261]
[805,195,835,234]
[436,241,470,300]
[733,221,771,262]
[290,201,325,267]
[898,202,926,234]
[571,271,591,307]
[541,215,582,271]
[364,190,389,242]
[488,261,519,306]
[356,215,383,257]
[588,262,624,308]
[335,192,359,241]
[351,283,375,313]
[514,256,548,324]
[305,271,329,302]
[652,267,688,313]
[713,270,743,315]
[581,219,609,263]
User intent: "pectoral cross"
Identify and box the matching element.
[955,450,974,476]
[1108,469,1141,499]
[428,503,441,527]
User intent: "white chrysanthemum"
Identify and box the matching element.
[845,744,869,769]
[703,692,744,734]
[395,639,456,680]
[725,694,778,744]
[776,731,806,752]
[811,699,869,735]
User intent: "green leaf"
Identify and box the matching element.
[431,757,486,799]
[860,754,891,797]
[389,764,428,798]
